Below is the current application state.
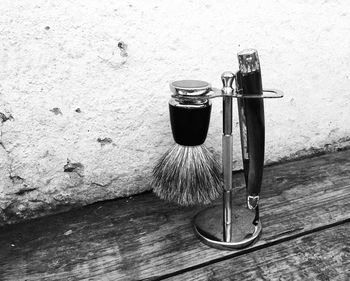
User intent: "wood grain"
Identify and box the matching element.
[165,222,350,281]
[0,150,349,281]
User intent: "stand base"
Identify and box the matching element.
[193,204,262,250]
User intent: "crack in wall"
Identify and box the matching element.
[0,111,42,223]
[271,137,350,165]
[0,112,14,183]
[91,177,120,188]
[0,112,12,153]
[15,187,37,196]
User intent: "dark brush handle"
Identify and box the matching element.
[169,99,212,146]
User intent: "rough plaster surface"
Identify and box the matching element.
[0,0,350,224]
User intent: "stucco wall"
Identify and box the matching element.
[1,0,349,224]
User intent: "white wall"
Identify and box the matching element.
[1,0,349,224]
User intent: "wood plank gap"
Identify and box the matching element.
[163,223,350,280]
[151,217,350,281]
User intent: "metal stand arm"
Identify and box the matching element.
[193,72,262,250]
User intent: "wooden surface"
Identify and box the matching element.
[0,150,349,281]
[166,223,350,281]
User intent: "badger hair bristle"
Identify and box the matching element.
[152,144,223,206]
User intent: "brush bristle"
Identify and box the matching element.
[152,144,223,206]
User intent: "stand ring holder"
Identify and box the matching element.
[171,88,283,100]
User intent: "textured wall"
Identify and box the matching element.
[1,0,350,224]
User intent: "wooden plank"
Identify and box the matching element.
[165,222,350,281]
[0,150,349,281]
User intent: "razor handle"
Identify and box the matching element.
[237,70,265,209]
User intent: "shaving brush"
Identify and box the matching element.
[152,80,222,206]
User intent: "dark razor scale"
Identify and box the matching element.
[236,49,265,209]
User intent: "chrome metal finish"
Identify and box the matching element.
[223,98,233,133]
[169,80,211,106]
[171,88,283,101]
[237,49,260,74]
[193,204,262,250]
[170,80,211,96]
[171,87,225,101]
[223,191,232,242]
[221,72,235,242]
[221,71,235,89]
[222,135,233,192]
[221,72,234,134]
[169,97,211,108]
[247,195,260,210]
[236,88,284,99]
